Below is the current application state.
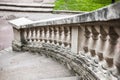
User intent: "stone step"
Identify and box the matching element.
[0,2,55,8]
[0,47,12,56]
[0,51,18,61]
[40,76,80,80]
[0,52,70,72]
[0,51,73,80]
[0,6,53,12]
[0,52,41,67]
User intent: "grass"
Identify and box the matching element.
[54,0,120,11]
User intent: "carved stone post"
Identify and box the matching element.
[51,27,55,44]
[49,27,52,43]
[88,26,99,60]
[55,26,59,45]
[27,28,32,42]
[46,27,50,43]
[97,26,108,62]
[113,27,120,76]
[83,26,91,53]
[54,26,58,45]
[12,26,25,51]
[61,26,65,47]
[36,27,40,42]
[64,27,69,47]
[71,25,79,54]
[32,28,37,42]
[103,26,119,69]
[44,27,47,43]
[41,27,45,43]
[58,26,63,46]
[23,28,27,42]
[39,28,42,42]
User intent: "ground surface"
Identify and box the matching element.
[0,49,73,80]
[0,19,13,50]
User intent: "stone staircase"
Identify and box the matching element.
[0,2,54,12]
[0,47,80,80]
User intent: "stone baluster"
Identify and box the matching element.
[55,26,60,45]
[97,26,108,62]
[44,27,47,43]
[113,27,120,77]
[49,27,52,43]
[32,28,37,42]
[39,28,42,42]
[30,28,34,42]
[28,28,32,42]
[67,27,71,48]
[83,26,91,54]
[64,27,70,47]
[23,29,27,42]
[89,26,99,58]
[51,27,55,44]
[103,26,119,70]
[41,27,45,43]
[61,26,65,47]
[36,27,40,42]
[86,26,100,72]
[58,27,63,46]
[53,26,57,44]
[25,28,29,42]
[46,27,50,43]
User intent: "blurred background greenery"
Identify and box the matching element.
[54,0,120,11]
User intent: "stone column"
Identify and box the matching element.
[97,26,108,62]
[12,26,24,51]
[103,26,119,69]
[113,27,120,77]
[71,25,79,54]
[36,27,40,42]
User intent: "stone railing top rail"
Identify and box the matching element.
[9,2,120,29]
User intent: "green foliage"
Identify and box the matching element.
[54,0,120,11]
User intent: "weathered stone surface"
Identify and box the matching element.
[0,48,74,80]
[16,43,99,80]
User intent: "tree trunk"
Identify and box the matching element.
[112,0,115,3]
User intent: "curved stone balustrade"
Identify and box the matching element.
[10,2,120,80]
[20,26,71,48]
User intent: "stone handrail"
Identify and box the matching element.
[10,2,120,80]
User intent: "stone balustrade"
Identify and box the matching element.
[9,2,120,80]
[21,26,71,48]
